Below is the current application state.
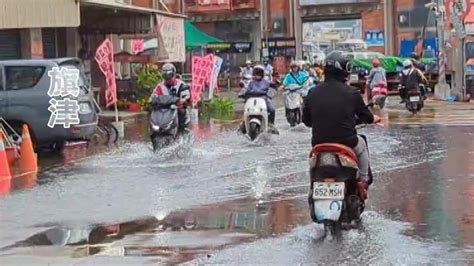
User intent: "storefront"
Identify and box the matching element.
[0,30,21,60]
[262,37,296,76]
[0,0,80,59]
[78,0,185,107]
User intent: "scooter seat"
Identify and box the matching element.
[309,143,358,163]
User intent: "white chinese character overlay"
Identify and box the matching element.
[47,67,80,97]
[47,98,80,128]
[47,67,81,128]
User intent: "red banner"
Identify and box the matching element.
[131,39,144,54]
[191,54,214,106]
[95,39,117,107]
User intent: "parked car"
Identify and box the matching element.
[0,58,98,151]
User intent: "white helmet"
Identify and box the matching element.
[403,59,413,68]
[252,64,265,78]
[245,60,252,65]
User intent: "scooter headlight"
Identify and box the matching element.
[151,124,160,131]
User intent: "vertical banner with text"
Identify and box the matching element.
[95,38,117,107]
[209,56,223,99]
[156,14,185,62]
[191,54,214,105]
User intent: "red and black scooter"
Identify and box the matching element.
[369,81,388,109]
[308,125,372,238]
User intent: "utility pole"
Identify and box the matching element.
[294,0,303,60]
[260,0,266,61]
[432,0,451,99]
[383,0,394,55]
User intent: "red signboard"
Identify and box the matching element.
[185,0,231,12]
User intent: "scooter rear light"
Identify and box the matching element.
[318,153,338,166]
[324,178,336,182]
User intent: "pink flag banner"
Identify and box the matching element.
[191,54,214,105]
[95,38,117,107]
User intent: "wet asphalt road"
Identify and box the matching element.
[0,98,474,265]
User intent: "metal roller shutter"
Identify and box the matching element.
[0,30,21,60]
[42,28,57,59]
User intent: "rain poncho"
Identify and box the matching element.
[367,67,387,88]
[282,71,309,86]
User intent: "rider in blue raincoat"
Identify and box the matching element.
[283,61,311,95]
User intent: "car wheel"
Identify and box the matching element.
[51,141,66,153]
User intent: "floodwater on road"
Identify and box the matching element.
[0,100,474,265]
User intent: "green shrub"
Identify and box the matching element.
[199,95,235,120]
[136,65,162,110]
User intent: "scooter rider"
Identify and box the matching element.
[263,58,273,81]
[239,65,279,134]
[241,60,254,77]
[399,59,426,103]
[367,58,387,100]
[302,54,381,187]
[282,61,309,88]
[150,63,191,133]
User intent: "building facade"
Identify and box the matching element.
[182,0,295,76]
[0,0,185,107]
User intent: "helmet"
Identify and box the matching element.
[403,59,413,68]
[161,63,176,80]
[324,53,352,76]
[290,60,300,71]
[410,52,420,60]
[253,64,265,78]
[263,58,269,64]
[246,60,252,65]
[372,58,380,67]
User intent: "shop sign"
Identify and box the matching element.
[207,42,252,53]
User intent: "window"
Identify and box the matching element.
[5,66,45,91]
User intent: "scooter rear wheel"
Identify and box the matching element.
[324,220,342,239]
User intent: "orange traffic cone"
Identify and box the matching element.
[19,124,38,174]
[0,132,12,195]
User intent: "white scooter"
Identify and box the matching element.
[238,92,268,141]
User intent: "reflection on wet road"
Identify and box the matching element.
[0,99,474,264]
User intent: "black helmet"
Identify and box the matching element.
[324,53,352,78]
[410,52,420,60]
[161,63,176,81]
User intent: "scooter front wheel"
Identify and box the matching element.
[248,122,261,141]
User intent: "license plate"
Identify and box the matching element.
[409,96,420,102]
[79,102,92,114]
[350,74,359,81]
[313,182,345,200]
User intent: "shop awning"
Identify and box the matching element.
[184,21,223,48]
[144,21,222,50]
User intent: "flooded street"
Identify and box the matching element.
[1,99,474,265]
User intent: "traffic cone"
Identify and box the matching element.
[0,132,12,196]
[19,124,38,174]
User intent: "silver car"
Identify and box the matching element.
[0,58,98,151]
